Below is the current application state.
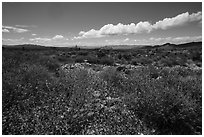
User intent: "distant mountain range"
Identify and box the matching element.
[2,41,202,50]
[101,42,202,50]
[2,44,46,49]
[151,42,202,49]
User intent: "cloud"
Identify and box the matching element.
[75,11,201,39]
[152,11,202,30]
[29,35,66,43]
[74,22,152,39]
[32,33,37,36]
[149,37,172,42]
[74,29,104,39]
[29,37,51,42]
[15,25,36,28]
[2,29,9,33]
[3,25,29,33]
[100,22,152,35]
[52,35,64,40]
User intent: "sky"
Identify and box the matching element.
[2,2,202,47]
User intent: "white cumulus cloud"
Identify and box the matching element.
[100,22,152,35]
[52,35,64,40]
[152,11,202,30]
[74,11,201,39]
[74,29,104,39]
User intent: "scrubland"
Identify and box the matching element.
[2,43,202,134]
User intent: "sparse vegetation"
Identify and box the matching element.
[2,42,202,135]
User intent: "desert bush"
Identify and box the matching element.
[2,62,74,134]
[3,64,52,110]
[75,55,85,63]
[117,53,122,59]
[97,65,202,134]
[96,51,106,58]
[191,51,202,62]
[57,55,69,62]
[38,56,60,72]
[159,57,180,67]
[78,51,89,56]
[83,55,98,64]
[131,58,141,65]
[123,67,202,135]
[98,57,114,66]
[122,53,132,61]
[131,57,152,66]
[2,51,39,70]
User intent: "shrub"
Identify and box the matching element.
[75,55,85,63]
[78,51,89,56]
[87,55,99,64]
[2,62,74,135]
[131,58,140,65]
[97,51,106,58]
[99,57,114,66]
[122,53,132,61]
[131,57,152,66]
[38,56,60,72]
[123,67,202,135]
[57,55,68,62]
[118,53,122,60]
